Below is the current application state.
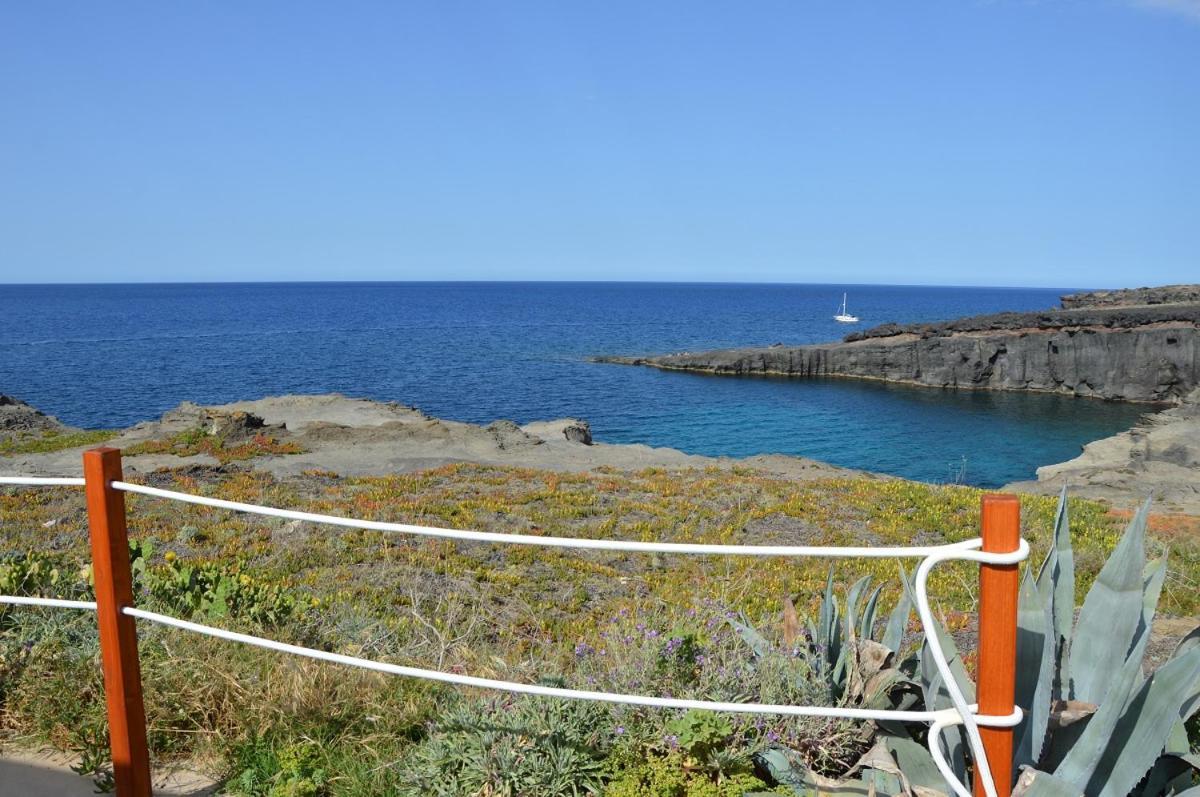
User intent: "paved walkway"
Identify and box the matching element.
[0,751,217,796]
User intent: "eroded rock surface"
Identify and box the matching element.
[1008,389,1200,514]
[599,291,1200,403]
[0,395,73,437]
[2,394,862,482]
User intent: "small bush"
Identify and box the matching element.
[397,693,610,797]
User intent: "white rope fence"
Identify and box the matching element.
[0,475,1029,797]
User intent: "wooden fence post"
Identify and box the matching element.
[84,447,152,797]
[974,493,1020,796]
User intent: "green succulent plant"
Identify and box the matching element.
[749,489,1200,797]
[1008,491,1200,797]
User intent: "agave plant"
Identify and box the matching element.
[731,568,932,792]
[1007,491,1200,797]
[748,489,1200,797]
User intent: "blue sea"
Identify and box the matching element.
[0,282,1149,487]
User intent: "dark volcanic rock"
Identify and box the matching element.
[1061,284,1200,309]
[562,420,593,445]
[842,303,1200,343]
[485,420,544,451]
[598,291,1200,403]
[162,401,284,442]
[0,395,72,435]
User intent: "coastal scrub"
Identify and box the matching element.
[0,464,1191,794]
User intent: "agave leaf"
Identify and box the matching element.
[834,643,853,700]
[919,623,973,784]
[1172,625,1200,661]
[883,566,914,654]
[861,666,910,710]
[1086,644,1200,797]
[1137,557,1168,652]
[861,583,885,642]
[1173,788,1200,797]
[843,740,926,797]
[819,569,835,645]
[727,615,769,658]
[1015,568,1055,771]
[881,732,948,792]
[924,616,976,703]
[1163,717,1190,756]
[1036,486,1075,701]
[1137,725,1196,797]
[846,575,871,642]
[1013,768,1084,797]
[755,748,876,796]
[1053,627,1149,786]
[820,569,844,672]
[1067,497,1150,705]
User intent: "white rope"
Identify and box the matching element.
[0,476,85,487]
[122,605,1019,730]
[111,480,981,559]
[0,474,1032,796]
[0,595,97,610]
[916,538,1029,797]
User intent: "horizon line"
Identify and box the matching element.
[0,278,1095,292]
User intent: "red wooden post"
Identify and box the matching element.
[974,494,1020,796]
[83,447,152,797]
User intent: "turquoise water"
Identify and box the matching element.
[0,282,1149,487]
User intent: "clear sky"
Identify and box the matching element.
[1,1,1196,287]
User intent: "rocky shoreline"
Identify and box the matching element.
[7,285,1200,514]
[3,389,1198,513]
[597,284,1200,403]
[0,393,862,483]
[1005,388,1200,514]
[592,284,1200,512]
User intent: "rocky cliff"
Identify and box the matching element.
[599,292,1200,403]
[1007,389,1200,514]
[1060,284,1200,309]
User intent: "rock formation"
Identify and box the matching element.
[1060,284,1200,309]
[599,287,1200,403]
[1008,389,1200,514]
[0,395,72,437]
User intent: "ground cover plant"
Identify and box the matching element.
[2,464,1198,795]
[0,428,118,456]
[122,427,306,464]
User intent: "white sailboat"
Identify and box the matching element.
[834,292,859,323]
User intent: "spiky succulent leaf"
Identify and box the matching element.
[1015,568,1055,772]
[1174,625,1200,661]
[1053,627,1149,786]
[727,614,769,658]
[861,582,885,642]
[1137,727,1197,797]
[883,566,914,654]
[882,732,947,792]
[1085,644,1200,797]
[919,621,975,785]
[1138,557,1167,647]
[844,573,873,643]
[1013,768,1084,797]
[1036,486,1075,701]
[1067,497,1149,705]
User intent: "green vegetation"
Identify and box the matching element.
[122,427,305,463]
[0,428,117,456]
[1,465,1197,795]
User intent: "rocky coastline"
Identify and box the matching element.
[597,284,1200,404]
[0,393,860,483]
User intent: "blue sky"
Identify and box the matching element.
[1,1,1196,287]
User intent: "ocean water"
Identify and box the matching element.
[0,282,1150,487]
